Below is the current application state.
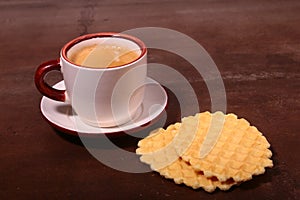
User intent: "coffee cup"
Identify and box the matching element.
[35,32,147,127]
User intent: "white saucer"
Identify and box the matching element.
[40,77,167,135]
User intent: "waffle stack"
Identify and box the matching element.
[136,112,273,192]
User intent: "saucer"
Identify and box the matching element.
[40,77,167,135]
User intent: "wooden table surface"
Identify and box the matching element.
[1,0,299,199]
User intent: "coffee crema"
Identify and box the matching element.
[68,44,140,68]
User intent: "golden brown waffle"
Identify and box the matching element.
[180,112,273,182]
[136,122,237,192]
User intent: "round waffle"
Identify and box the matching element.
[136,123,237,192]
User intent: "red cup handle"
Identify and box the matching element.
[35,59,66,102]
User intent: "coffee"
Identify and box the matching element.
[69,44,140,68]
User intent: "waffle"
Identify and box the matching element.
[181,112,273,182]
[136,123,237,192]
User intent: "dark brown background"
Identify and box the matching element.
[0,0,299,199]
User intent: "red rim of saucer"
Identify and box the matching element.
[39,79,168,137]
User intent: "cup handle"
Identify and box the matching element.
[35,59,66,102]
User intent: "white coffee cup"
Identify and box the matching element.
[35,32,147,127]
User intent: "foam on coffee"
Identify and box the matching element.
[67,38,141,68]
